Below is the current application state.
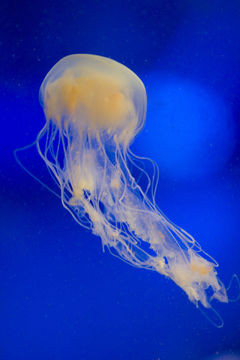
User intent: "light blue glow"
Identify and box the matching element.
[136,75,235,180]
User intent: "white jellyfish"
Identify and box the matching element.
[16,54,238,326]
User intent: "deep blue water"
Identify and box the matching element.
[1,1,240,359]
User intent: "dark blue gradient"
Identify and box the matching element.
[1,1,240,359]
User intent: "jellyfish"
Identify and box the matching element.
[16,54,238,326]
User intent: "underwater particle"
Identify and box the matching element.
[17,54,238,326]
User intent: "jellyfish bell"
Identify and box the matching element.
[15,54,239,328]
[39,54,146,148]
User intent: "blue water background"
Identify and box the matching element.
[1,1,240,359]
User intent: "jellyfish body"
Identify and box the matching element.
[35,54,228,312]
